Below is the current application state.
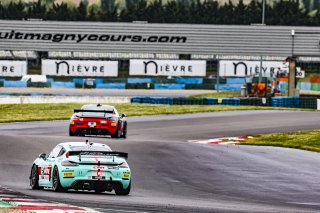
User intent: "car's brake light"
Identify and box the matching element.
[97,169,102,177]
[70,120,75,125]
[61,161,79,166]
[66,152,69,158]
[119,162,129,168]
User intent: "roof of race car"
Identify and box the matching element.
[58,142,112,152]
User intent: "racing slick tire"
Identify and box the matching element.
[30,164,43,190]
[121,123,127,139]
[114,181,131,195]
[52,166,67,192]
[69,128,76,136]
[111,123,121,138]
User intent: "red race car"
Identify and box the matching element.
[69,104,127,138]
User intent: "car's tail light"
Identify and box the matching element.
[65,152,69,158]
[119,162,129,168]
[97,169,102,177]
[70,120,75,125]
[61,161,79,166]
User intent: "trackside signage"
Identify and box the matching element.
[129,60,206,76]
[42,60,118,77]
[219,60,288,77]
[0,61,27,77]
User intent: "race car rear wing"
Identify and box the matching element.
[74,109,114,114]
[69,151,128,160]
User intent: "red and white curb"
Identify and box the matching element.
[188,136,253,145]
[0,186,101,213]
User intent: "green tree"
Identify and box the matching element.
[5,1,26,20]
[74,1,87,21]
[47,2,74,21]
[26,0,47,19]
[145,0,165,23]
[234,0,248,24]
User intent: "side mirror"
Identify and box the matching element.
[39,153,46,160]
[121,114,126,118]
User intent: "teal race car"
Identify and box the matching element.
[29,141,131,195]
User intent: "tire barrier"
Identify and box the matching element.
[51,82,75,88]
[96,83,126,89]
[131,96,318,109]
[3,80,27,88]
[2,77,320,93]
[154,83,186,90]
[175,78,203,84]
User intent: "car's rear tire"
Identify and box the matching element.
[69,128,76,136]
[114,181,131,195]
[111,124,121,138]
[121,123,127,139]
[30,164,42,190]
[52,166,67,192]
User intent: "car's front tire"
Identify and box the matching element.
[52,166,67,192]
[30,164,42,190]
[114,181,131,195]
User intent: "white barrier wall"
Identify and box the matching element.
[129,60,206,76]
[218,60,288,77]
[317,99,320,110]
[42,60,118,77]
[0,61,27,77]
[0,96,131,104]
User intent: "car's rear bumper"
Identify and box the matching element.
[73,128,111,136]
[71,180,125,191]
[59,166,131,190]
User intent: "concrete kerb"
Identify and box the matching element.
[0,96,131,104]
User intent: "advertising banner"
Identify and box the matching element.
[0,61,27,77]
[42,60,118,77]
[219,60,288,78]
[129,60,206,76]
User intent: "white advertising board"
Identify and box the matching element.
[0,61,27,77]
[129,60,206,76]
[219,60,288,77]
[42,60,118,77]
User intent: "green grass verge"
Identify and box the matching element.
[0,103,307,123]
[188,91,241,98]
[242,130,320,152]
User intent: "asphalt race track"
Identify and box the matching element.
[0,110,320,212]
